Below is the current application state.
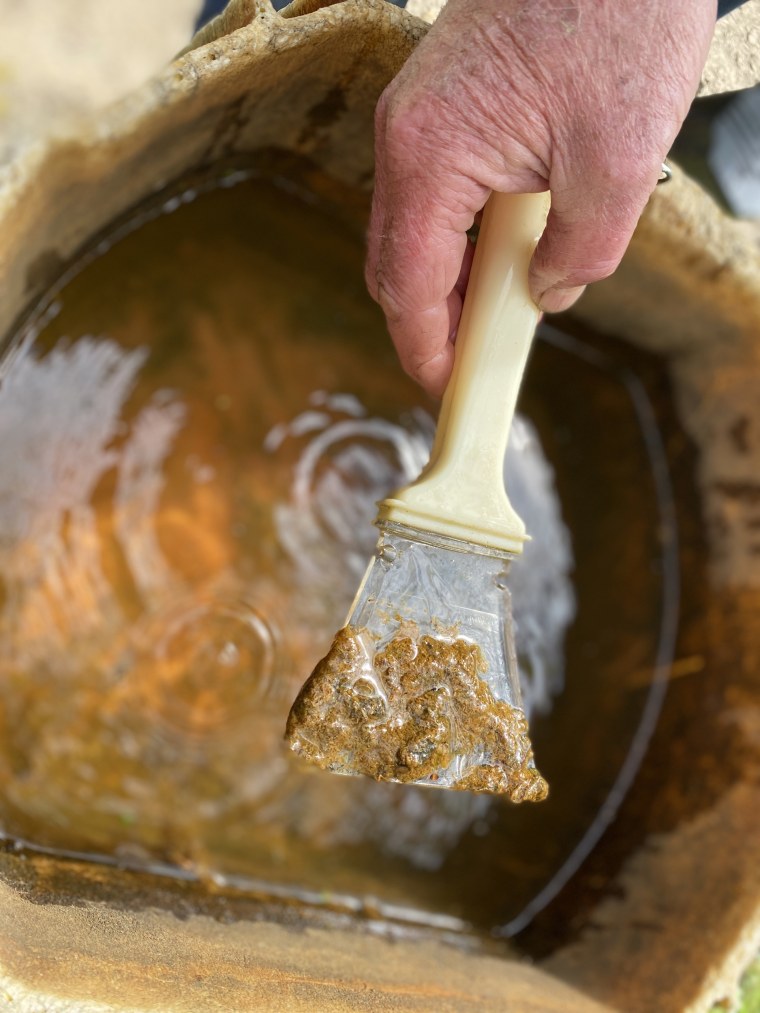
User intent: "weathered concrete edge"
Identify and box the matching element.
[0,860,609,1013]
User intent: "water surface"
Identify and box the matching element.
[0,170,678,943]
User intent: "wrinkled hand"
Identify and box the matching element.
[366,0,716,396]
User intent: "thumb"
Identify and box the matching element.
[529,164,660,314]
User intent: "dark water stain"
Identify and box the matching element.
[298,84,348,146]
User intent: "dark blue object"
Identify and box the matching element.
[197,0,747,32]
[718,0,747,15]
[194,0,230,31]
[195,0,406,27]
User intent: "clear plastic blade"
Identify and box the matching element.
[286,525,548,800]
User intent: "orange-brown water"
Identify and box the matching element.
[0,170,680,941]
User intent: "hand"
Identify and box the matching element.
[365,0,716,396]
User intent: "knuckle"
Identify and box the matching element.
[561,257,623,287]
[534,228,628,289]
[374,270,408,321]
[405,348,436,381]
[402,345,449,394]
[583,139,660,194]
[364,257,379,301]
[384,107,426,160]
[380,96,445,167]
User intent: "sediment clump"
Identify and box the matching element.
[285,626,548,801]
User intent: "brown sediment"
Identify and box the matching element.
[285,626,548,802]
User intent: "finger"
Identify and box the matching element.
[366,102,488,396]
[446,235,476,346]
[529,159,661,313]
[369,185,485,396]
[454,235,476,305]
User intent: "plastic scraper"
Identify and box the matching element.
[285,192,551,801]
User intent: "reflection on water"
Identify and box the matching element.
[0,317,572,878]
[269,393,575,720]
[0,170,672,937]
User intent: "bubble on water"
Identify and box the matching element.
[124,595,279,743]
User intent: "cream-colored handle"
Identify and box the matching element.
[378,191,550,554]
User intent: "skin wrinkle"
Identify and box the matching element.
[370,161,484,310]
[373,200,466,310]
[384,13,551,179]
[476,21,559,152]
[367,0,717,395]
[377,189,473,273]
[407,343,453,382]
[457,60,551,183]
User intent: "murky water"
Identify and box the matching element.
[0,170,677,940]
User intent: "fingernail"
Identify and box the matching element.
[538,284,586,314]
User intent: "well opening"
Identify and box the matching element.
[1,4,759,1011]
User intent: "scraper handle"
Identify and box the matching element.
[378,191,551,555]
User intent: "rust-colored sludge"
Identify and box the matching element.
[286,626,548,801]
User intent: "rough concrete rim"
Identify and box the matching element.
[0,2,759,1012]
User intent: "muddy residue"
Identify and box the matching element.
[286,626,548,801]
